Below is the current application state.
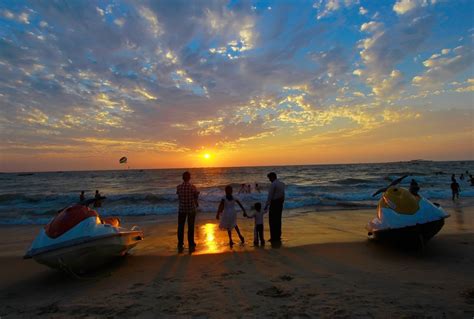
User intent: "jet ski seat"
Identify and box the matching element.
[45,205,99,239]
[380,187,420,215]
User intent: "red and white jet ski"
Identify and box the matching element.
[24,203,143,272]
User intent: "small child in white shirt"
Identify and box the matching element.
[246,202,266,246]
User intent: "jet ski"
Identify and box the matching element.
[367,175,450,246]
[24,200,143,273]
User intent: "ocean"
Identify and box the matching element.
[1,161,473,225]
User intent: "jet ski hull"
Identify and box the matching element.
[27,231,143,272]
[368,218,446,244]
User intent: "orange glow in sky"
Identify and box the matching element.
[0,1,473,173]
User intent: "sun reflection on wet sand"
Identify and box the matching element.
[196,223,221,254]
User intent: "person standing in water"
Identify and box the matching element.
[79,191,85,202]
[176,171,200,252]
[409,179,420,196]
[94,190,102,208]
[216,185,246,247]
[451,178,460,201]
[255,183,261,193]
[265,172,285,243]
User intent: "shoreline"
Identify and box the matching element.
[1,204,472,258]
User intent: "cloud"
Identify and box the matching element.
[313,0,360,19]
[360,21,383,33]
[412,46,474,88]
[452,78,474,93]
[138,6,162,37]
[393,0,436,15]
[0,0,472,170]
[359,6,368,15]
[356,13,434,97]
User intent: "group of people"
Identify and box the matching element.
[410,172,472,201]
[78,168,472,252]
[176,171,284,252]
[79,190,105,208]
[238,183,261,194]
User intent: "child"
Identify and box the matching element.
[216,185,247,246]
[246,202,266,246]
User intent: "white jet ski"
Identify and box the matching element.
[367,175,450,245]
[24,202,143,273]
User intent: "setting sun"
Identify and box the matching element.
[203,153,211,160]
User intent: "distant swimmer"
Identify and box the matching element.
[94,190,103,208]
[409,179,420,196]
[247,184,252,193]
[79,191,85,202]
[450,179,460,201]
[470,175,474,186]
[255,183,261,193]
[238,184,246,194]
[460,173,464,181]
[451,174,455,182]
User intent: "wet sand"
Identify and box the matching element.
[0,205,473,318]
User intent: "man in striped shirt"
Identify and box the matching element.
[177,171,199,252]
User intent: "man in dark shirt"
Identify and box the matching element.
[177,171,199,252]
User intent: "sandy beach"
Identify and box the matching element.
[0,204,473,318]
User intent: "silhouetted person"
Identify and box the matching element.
[460,173,464,181]
[247,184,252,193]
[470,175,474,186]
[216,185,246,247]
[238,183,246,194]
[409,179,420,196]
[247,202,266,246]
[451,179,460,201]
[255,183,261,193]
[265,172,285,243]
[94,190,102,208]
[176,171,199,252]
[79,191,85,202]
[451,174,455,182]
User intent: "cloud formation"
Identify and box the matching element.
[0,0,472,170]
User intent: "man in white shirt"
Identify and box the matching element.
[264,172,285,242]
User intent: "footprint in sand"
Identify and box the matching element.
[36,302,60,315]
[257,286,292,298]
[461,288,474,304]
[220,270,245,278]
[130,282,145,289]
[278,274,294,281]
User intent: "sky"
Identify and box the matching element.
[0,0,473,172]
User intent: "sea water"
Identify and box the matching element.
[0,161,473,224]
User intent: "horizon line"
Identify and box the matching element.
[2,159,473,174]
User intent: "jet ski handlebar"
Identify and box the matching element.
[372,175,408,197]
